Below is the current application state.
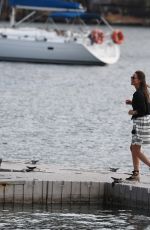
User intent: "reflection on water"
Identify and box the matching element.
[0,204,150,230]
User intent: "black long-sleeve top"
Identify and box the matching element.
[132,89,150,119]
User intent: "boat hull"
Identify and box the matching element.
[0,38,107,65]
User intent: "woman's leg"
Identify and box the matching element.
[130,144,140,171]
[131,144,150,167]
[126,144,141,181]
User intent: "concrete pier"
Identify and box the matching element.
[0,160,150,209]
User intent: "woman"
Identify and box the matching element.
[126,70,150,181]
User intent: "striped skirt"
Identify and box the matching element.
[132,115,150,145]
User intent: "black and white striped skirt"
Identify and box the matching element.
[132,115,150,145]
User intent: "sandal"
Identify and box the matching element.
[126,170,140,182]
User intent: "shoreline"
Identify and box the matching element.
[105,14,150,27]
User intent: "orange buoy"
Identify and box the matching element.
[111,30,124,44]
[90,29,104,44]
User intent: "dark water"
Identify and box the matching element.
[0,26,150,228]
[0,205,150,230]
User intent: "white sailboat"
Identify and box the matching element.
[0,0,124,65]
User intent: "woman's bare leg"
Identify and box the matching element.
[126,145,141,181]
[131,144,150,168]
[130,144,140,171]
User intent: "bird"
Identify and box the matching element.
[109,167,119,172]
[31,160,39,165]
[111,177,123,183]
[111,177,123,187]
[0,158,2,167]
[26,166,37,172]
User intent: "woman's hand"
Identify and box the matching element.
[128,110,137,115]
[125,99,132,105]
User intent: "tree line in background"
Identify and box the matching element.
[81,0,150,17]
[0,0,150,22]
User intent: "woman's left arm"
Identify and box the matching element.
[128,110,138,116]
